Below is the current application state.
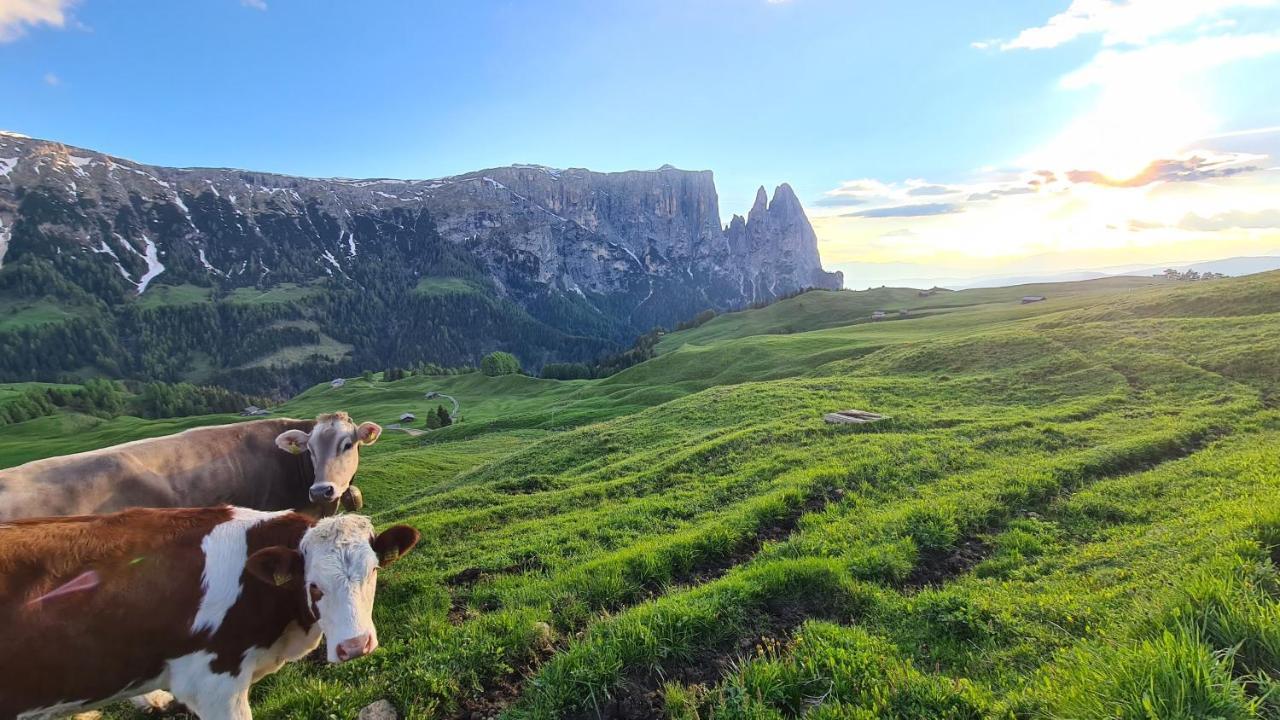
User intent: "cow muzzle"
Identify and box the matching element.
[310,484,339,503]
[335,632,377,662]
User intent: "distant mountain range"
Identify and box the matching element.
[837,256,1280,291]
[0,132,840,392]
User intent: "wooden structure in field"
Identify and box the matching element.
[823,409,888,424]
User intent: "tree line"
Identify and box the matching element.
[0,378,271,426]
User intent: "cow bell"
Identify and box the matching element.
[340,485,364,512]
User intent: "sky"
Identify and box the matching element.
[2,0,1279,288]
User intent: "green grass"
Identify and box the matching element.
[226,281,324,305]
[657,275,1171,353]
[4,272,1280,719]
[0,381,80,400]
[132,282,213,308]
[413,276,484,298]
[242,335,354,368]
[0,298,87,330]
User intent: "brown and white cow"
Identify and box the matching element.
[0,412,381,522]
[0,506,419,720]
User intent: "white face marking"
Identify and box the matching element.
[192,508,291,635]
[300,514,381,662]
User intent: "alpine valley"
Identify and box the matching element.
[0,131,841,394]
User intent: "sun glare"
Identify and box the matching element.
[1026,65,1217,187]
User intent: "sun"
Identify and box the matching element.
[1023,75,1216,187]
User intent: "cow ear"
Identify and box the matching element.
[276,429,311,455]
[357,422,382,446]
[246,547,304,588]
[372,525,420,568]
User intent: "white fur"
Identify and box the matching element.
[130,689,175,711]
[165,622,321,720]
[192,508,290,634]
[301,514,381,661]
[29,511,370,720]
[169,651,250,720]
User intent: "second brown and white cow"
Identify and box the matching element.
[0,412,381,522]
[0,506,419,720]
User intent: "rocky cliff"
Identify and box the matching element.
[0,131,841,390]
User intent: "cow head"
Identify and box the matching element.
[245,515,420,663]
[275,413,381,507]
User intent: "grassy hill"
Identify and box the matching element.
[3,272,1280,719]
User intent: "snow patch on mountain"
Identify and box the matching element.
[198,248,226,277]
[133,235,166,294]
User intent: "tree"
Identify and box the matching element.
[541,362,592,380]
[436,404,452,427]
[481,351,521,377]
[424,411,441,430]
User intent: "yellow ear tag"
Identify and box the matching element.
[289,444,303,455]
[380,550,398,566]
[273,571,291,586]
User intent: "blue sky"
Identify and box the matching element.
[3,0,1280,286]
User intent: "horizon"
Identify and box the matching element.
[3,0,1279,287]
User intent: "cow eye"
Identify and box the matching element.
[341,441,353,453]
[309,584,324,604]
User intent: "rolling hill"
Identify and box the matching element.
[2,272,1279,718]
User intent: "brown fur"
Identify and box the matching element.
[0,419,324,522]
[0,507,321,719]
[207,514,317,676]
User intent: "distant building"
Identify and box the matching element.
[331,378,346,388]
[918,289,936,297]
[240,406,270,417]
[400,413,416,423]
[1021,295,1047,304]
[871,310,887,320]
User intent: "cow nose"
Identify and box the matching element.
[335,633,376,662]
[311,485,337,501]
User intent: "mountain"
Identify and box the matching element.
[1114,256,1280,278]
[835,255,1280,291]
[0,132,840,393]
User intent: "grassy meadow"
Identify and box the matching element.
[3,272,1280,719]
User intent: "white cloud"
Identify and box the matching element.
[1000,0,1276,51]
[814,172,1055,212]
[0,0,77,42]
[42,71,58,85]
[1019,32,1280,180]
[241,0,267,10]
[1061,32,1280,89]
